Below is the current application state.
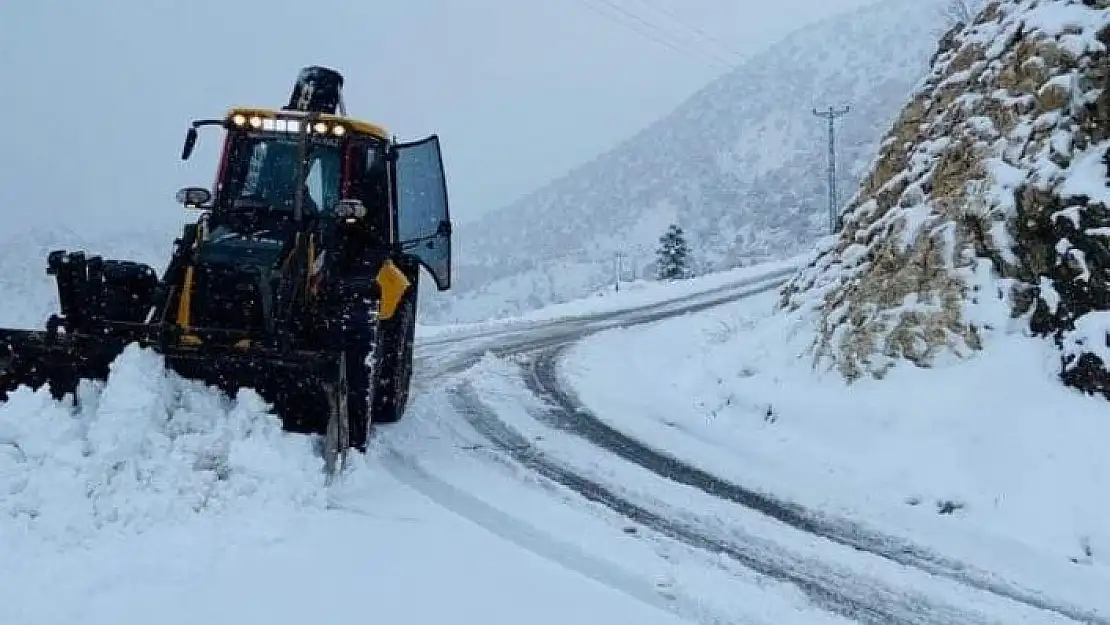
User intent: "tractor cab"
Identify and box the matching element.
[177,84,452,292]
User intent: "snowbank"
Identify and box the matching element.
[0,336,693,625]
[0,344,329,550]
[562,289,1110,607]
[0,363,692,625]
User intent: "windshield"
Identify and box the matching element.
[220,132,341,214]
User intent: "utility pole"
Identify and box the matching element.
[614,252,623,292]
[813,105,850,233]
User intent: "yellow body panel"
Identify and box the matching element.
[226,107,389,141]
[376,259,411,320]
[176,265,195,329]
[175,265,203,345]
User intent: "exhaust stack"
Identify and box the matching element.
[285,66,345,115]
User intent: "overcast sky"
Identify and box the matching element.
[1,0,883,235]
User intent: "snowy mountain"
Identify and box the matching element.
[780,0,1110,399]
[427,0,955,324]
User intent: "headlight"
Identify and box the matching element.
[236,115,342,135]
[335,199,367,218]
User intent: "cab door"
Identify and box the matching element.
[391,135,452,291]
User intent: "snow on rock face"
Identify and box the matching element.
[0,344,328,548]
[781,0,1110,397]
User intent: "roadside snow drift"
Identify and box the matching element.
[0,344,328,549]
[562,288,1110,612]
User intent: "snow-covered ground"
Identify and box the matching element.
[376,376,860,625]
[6,239,1107,622]
[0,257,826,625]
[556,286,1110,612]
[0,345,692,625]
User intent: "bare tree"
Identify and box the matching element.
[941,0,985,26]
[932,0,982,38]
[945,0,977,27]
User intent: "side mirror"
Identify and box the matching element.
[176,186,212,208]
[182,127,198,160]
[436,219,451,236]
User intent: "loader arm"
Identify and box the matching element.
[150,222,201,328]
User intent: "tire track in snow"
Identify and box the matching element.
[448,382,992,625]
[522,344,1110,625]
[375,443,740,625]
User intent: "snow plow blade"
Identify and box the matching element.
[0,325,352,477]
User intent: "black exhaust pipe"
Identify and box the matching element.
[284,66,345,115]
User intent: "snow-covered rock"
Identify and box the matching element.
[780,0,1110,399]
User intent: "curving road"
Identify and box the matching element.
[522,347,1107,625]
[373,269,1104,625]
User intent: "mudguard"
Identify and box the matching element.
[376,259,411,320]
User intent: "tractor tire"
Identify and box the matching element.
[372,289,417,424]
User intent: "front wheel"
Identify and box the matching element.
[372,291,416,424]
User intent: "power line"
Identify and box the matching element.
[569,0,736,70]
[625,0,742,62]
[591,0,738,66]
[571,0,724,68]
[591,0,737,67]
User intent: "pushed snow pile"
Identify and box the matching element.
[781,0,1110,397]
[0,344,328,547]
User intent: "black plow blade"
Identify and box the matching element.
[0,328,122,402]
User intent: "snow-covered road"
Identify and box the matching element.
[387,267,1105,625]
[3,261,1103,624]
[522,346,1108,624]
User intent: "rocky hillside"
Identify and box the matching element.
[426,0,954,323]
[780,0,1110,399]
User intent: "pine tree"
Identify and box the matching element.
[655,223,690,280]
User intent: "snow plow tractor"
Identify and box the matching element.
[0,66,452,476]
